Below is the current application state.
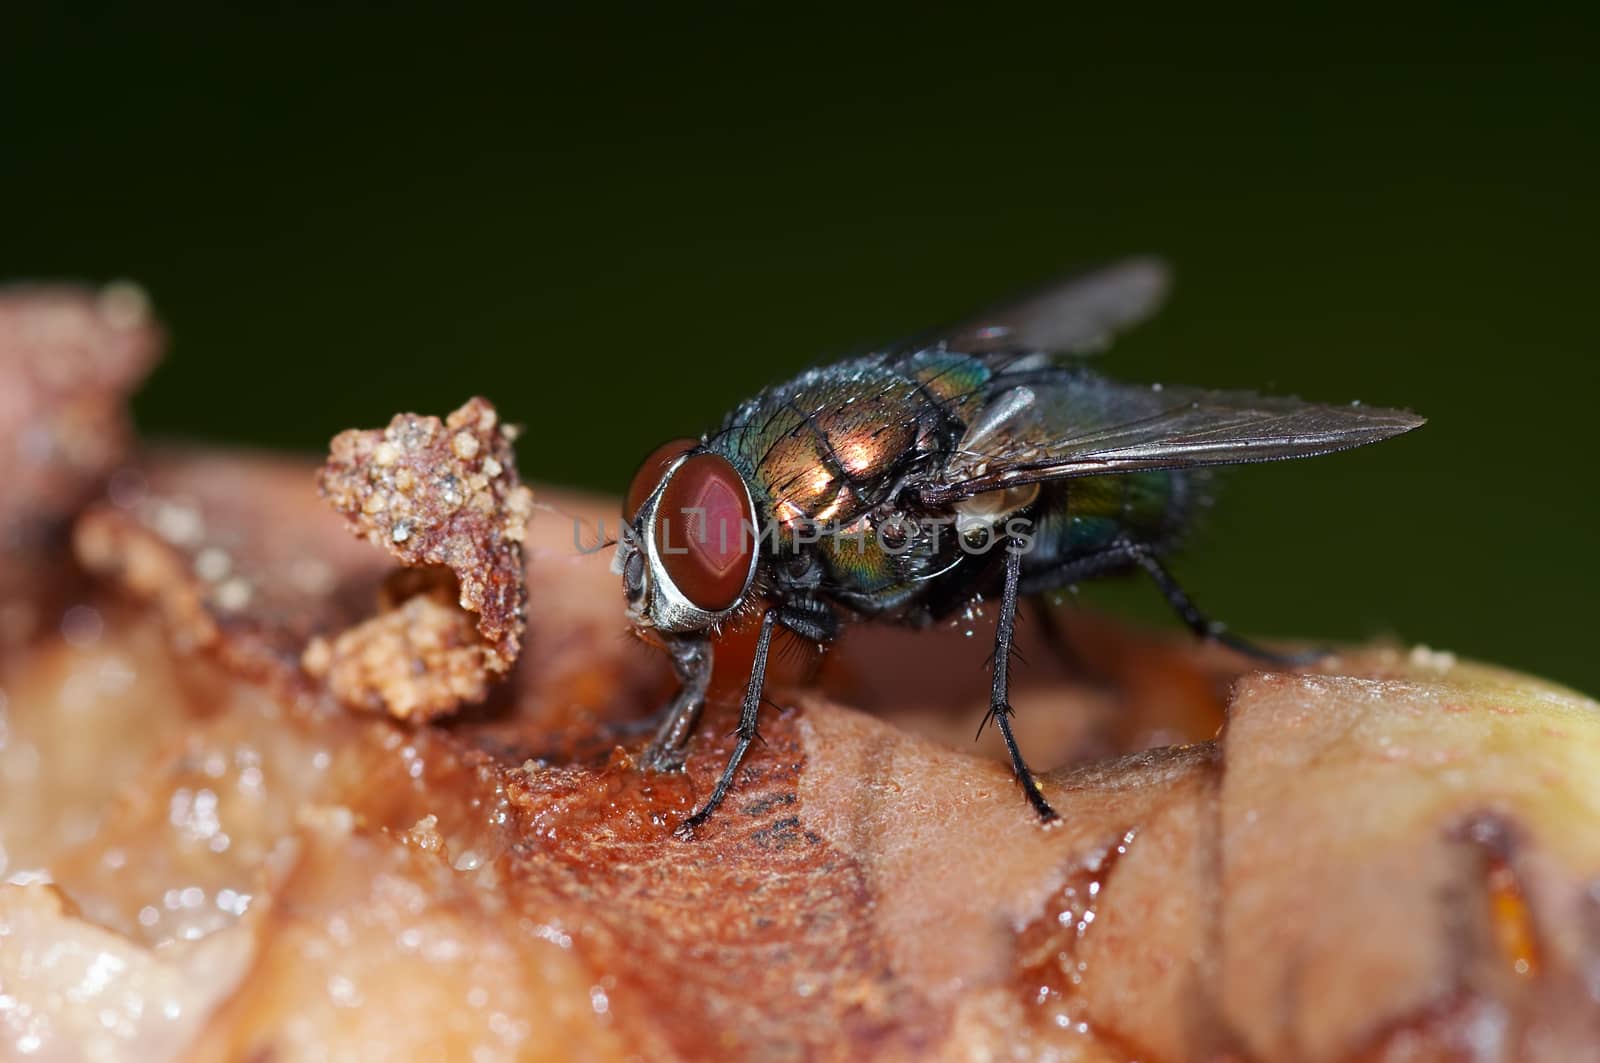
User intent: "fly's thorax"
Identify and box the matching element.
[748,415,913,527]
[800,493,1034,612]
[715,351,988,530]
[809,512,905,597]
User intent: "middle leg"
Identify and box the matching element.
[674,608,778,838]
[984,535,1062,823]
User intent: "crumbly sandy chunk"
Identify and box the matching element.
[311,397,534,718]
[302,571,496,723]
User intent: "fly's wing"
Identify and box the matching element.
[918,371,1424,505]
[907,257,1171,358]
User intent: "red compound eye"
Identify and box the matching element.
[625,438,698,522]
[652,453,756,611]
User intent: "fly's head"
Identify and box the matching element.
[615,439,760,636]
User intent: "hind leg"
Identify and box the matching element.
[1019,540,1317,668]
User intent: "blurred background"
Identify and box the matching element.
[4,8,1596,692]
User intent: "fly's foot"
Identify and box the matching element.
[1210,626,1329,670]
[1030,792,1063,825]
[1011,761,1060,824]
[672,810,710,840]
[638,636,712,774]
[1276,644,1334,668]
[639,740,688,774]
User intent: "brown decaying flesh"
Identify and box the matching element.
[3,292,1600,1061]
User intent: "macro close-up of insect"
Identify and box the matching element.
[16,11,1600,1057]
[616,259,1426,835]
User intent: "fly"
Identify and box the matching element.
[612,258,1423,836]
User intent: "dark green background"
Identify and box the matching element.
[6,9,1596,693]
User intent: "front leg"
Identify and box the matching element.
[674,596,839,837]
[675,608,778,838]
[640,634,712,773]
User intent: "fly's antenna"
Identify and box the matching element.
[534,498,618,554]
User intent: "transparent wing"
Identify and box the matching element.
[916,257,1170,357]
[918,372,1424,505]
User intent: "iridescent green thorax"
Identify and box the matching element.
[710,349,994,529]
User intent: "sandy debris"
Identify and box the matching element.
[307,397,534,720]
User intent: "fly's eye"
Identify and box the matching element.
[652,453,756,612]
[625,438,699,522]
[623,548,646,603]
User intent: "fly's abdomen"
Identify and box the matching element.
[1024,470,1192,570]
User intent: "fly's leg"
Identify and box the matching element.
[1128,548,1322,668]
[640,635,712,773]
[675,609,778,838]
[1018,540,1318,668]
[1028,597,1092,678]
[982,537,1061,824]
